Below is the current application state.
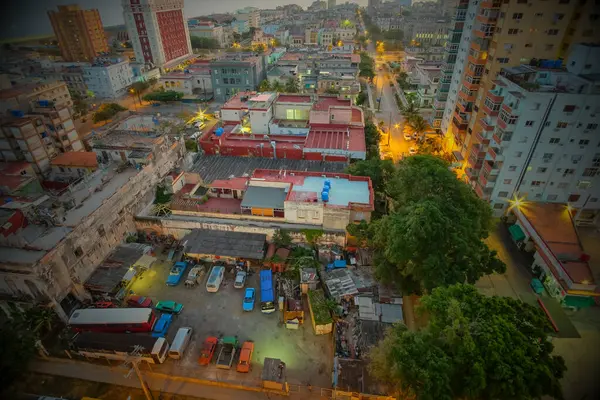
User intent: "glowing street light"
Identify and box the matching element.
[507,193,527,212]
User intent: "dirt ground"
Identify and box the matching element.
[9,372,210,400]
[126,256,333,388]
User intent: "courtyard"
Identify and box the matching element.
[126,253,333,389]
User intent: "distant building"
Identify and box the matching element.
[235,7,260,29]
[328,0,337,9]
[122,0,192,68]
[159,62,212,99]
[83,58,134,99]
[189,21,227,48]
[231,20,250,35]
[210,56,267,102]
[0,80,73,117]
[48,5,109,62]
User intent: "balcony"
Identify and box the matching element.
[474,182,491,200]
[433,99,446,110]
[501,102,519,115]
[458,89,475,103]
[482,103,500,117]
[465,168,478,181]
[474,25,495,39]
[453,116,468,132]
[476,10,499,24]
[479,118,495,131]
[455,100,471,114]
[470,144,487,160]
[492,133,501,145]
[481,0,502,8]
[463,79,481,91]
[468,53,487,65]
[487,146,504,162]
[475,130,490,144]
[487,90,504,103]
[483,160,493,174]
[479,173,497,188]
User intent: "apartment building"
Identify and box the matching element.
[443,0,600,181]
[210,56,267,102]
[412,63,442,108]
[435,0,473,133]
[471,45,600,225]
[122,0,192,68]
[189,21,227,48]
[83,58,134,99]
[235,7,260,29]
[48,5,108,62]
[159,63,212,98]
[0,80,73,116]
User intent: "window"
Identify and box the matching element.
[508,28,519,35]
[513,13,523,20]
[518,136,529,143]
[503,179,512,184]
[515,151,523,157]
[547,194,558,201]
[543,153,554,162]
[498,191,509,198]
[493,203,505,209]
[531,181,542,187]
[556,121,568,128]
[509,165,517,172]
[547,29,560,35]
[525,121,534,126]
[569,194,581,202]
[583,168,598,177]
[535,12,543,17]
[525,43,532,48]
[537,167,547,173]
[564,168,575,175]
[593,154,600,167]
[563,105,576,113]
[587,123,598,130]
[502,132,513,141]
[579,139,590,145]
[98,226,105,237]
[554,13,565,20]
[223,78,229,84]
[549,138,560,144]
[497,57,510,64]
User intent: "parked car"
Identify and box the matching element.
[152,313,173,338]
[409,147,417,155]
[166,261,187,286]
[236,341,254,373]
[126,295,153,308]
[243,288,256,311]
[403,132,413,141]
[234,271,247,289]
[155,300,184,314]
[198,336,219,365]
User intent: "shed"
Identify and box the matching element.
[300,268,318,294]
[262,358,288,392]
[183,229,266,263]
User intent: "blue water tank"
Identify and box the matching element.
[38,100,49,107]
[10,110,24,117]
[321,191,329,202]
[324,179,331,189]
[215,127,224,137]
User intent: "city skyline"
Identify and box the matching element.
[0,0,366,41]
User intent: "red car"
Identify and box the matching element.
[126,295,153,308]
[198,337,219,365]
[91,301,116,308]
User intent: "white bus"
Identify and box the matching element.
[72,331,169,364]
[68,307,157,333]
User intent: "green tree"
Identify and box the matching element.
[190,36,220,49]
[272,229,293,248]
[355,91,367,106]
[185,139,198,152]
[70,90,88,117]
[346,158,395,196]
[92,103,127,123]
[143,90,184,102]
[271,80,284,92]
[284,77,300,93]
[369,284,566,400]
[325,86,340,95]
[258,79,271,92]
[346,220,370,247]
[363,119,381,160]
[399,99,419,121]
[370,155,505,293]
[302,229,323,246]
[155,184,172,204]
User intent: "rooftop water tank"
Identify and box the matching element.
[324,179,331,189]
[215,127,225,137]
[321,190,329,202]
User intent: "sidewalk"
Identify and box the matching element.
[29,358,322,400]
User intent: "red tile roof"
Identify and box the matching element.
[0,161,31,175]
[304,127,365,153]
[50,152,98,168]
[277,94,312,103]
[210,177,249,190]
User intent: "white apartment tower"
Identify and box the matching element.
[122,0,192,68]
[478,44,600,225]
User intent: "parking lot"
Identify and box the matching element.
[127,255,333,388]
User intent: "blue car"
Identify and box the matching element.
[243,288,255,311]
[152,313,173,338]
[166,262,187,286]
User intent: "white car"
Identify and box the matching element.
[234,271,247,289]
[403,132,412,141]
[409,147,417,155]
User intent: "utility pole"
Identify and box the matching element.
[387,111,392,146]
[123,346,154,400]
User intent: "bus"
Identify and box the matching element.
[206,265,225,292]
[260,269,276,314]
[68,307,157,333]
[72,331,169,364]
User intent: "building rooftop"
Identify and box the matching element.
[305,126,366,153]
[518,203,594,285]
[50,152,98,169]
[221,91,256,110]
[277,94,312,103]
[499,64,600,94]
[191,154,347,183]
[241,186,288,209]
[312,96,352,111]
[183,229,266,259]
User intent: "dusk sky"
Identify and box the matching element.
[0,0,367,41]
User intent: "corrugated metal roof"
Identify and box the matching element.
[240,186,287,209]
[183,229,266,259]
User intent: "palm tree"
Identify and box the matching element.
[399,100,419,121]
[258,79,271,92]
[408,115,429,142]
[285,77,299,93]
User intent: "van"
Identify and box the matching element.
[206,265,225,292]
[168,327,193,359]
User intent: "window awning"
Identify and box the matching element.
[508,224,525,242]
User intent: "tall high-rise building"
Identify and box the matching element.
[122,0,192,68]
[441,0,600,189]
[48,5,108,62]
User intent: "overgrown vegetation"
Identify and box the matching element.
[369,284,566,400]
[358,52,375,81]
[155,184,172,204]
[308,289,333,325]
[92,103,127,123]
[143,90,184,103]
[272,229,293,248]
[185,139,199,153]
[190,36,220,49]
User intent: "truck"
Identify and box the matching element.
[216,336,239,369]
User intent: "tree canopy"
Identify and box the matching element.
[142,90,184,103]
[92,103,127,123]
[190,36,219,49]
[369,155,505,293]
[369,284,566,400]
[258,79,271,92]
[359,52,375,81]
[284,77,300,93]
[346,158,394,196]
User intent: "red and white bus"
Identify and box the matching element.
[68,307,157,333]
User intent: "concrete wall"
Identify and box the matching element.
[1,139,185,321]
